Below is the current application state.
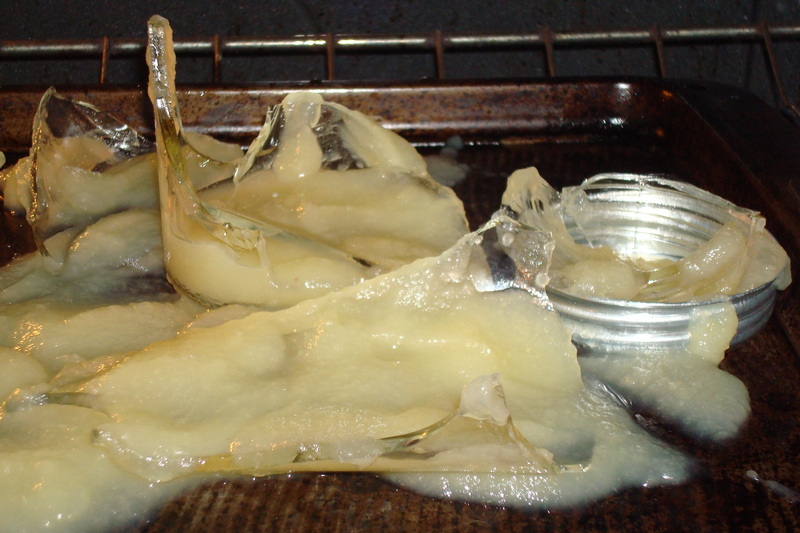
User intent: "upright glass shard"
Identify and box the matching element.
[146,16,468,308]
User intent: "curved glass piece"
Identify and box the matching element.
[501,168,791,303]
[23,88,156,256]
[146,16,468,308]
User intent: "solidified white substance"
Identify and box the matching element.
[149,44,469,308]
[578,303,748,441]
[425,136,469,187]
[687,303,739,364]
[160,213,369,309]
[391,381,689,508]
[203,163,466,271]
[0,346,48,399]
[0,145,157,251]
[556,258,641,300]
[0,219,693,531]
[37,149,158,230]
[502,167,791,303]
[44,223,585,480]
[0,404,197,533]
[579,302,749,442]
[0,35,782,530]
[0,207,204,376]
[0,154,33,214]
[0,101,206,380]
[18,89,159,252]
[580,349,750,441]
[5,296,203,375]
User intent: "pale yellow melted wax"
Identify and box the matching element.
[160,92,469,308]
[502,167,791,303]
[0,217,694,532]
[0,86,771,532]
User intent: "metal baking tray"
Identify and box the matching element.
[1,78,800,532]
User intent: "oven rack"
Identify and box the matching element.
[1,22,799,121]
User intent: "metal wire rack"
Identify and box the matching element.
[1,22,799,120]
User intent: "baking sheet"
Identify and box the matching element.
[2,79,800,532]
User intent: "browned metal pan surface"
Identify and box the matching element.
[2,79,800,532]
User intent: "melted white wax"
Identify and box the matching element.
[501,167,791,303]
[157,90,469,309]
[0,215,695,532]
[0,64,781,530]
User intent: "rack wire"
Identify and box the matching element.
[1,23,799,120]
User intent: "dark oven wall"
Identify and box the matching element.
[1,0,799,115]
